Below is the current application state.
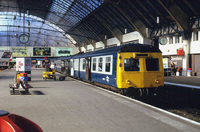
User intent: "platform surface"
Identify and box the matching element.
[165,76,200,89]
[0,69,200,132]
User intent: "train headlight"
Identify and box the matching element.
[127,80,131,85]
[155,79,159,84]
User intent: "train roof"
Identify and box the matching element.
[72,43,161,59]
[55,43,161,60]
[54,55,73,60]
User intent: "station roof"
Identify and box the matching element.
[0,0,199,47]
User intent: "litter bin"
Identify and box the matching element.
[187,68,192,76]
[19,73,28,81]
[19,73,28,88]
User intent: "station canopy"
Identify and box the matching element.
[0,0,105,47]
[0,0,200,47]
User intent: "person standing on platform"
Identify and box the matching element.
[171,62,176,75]
[50,62,55,70]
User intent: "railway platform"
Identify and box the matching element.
[164,76,200,89]
[0,69,200,132]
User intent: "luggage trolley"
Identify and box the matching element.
[43,69,56,81]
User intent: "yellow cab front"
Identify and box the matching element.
[116,52,164,89]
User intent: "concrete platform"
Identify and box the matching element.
[0,69,200,132]
[165,76,200,89]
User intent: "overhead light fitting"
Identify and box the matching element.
[105,35,107,39]
[125,28,127,34]
[15,34,18,38]
[157,16,160,24]
[13,15,16,20]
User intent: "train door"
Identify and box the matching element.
[113,57,117,79]
[70,59,74,76]
[61,60,65,73]
[85,57,91,80]
[78,58,81,78]
[65,59,70,76]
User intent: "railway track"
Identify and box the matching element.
[141,84,200,123]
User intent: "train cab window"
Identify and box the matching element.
[105,57,111,72]
[92,58,96,71]
[146,58,159,71]
[98,58,103,72]
[124,59,140,71]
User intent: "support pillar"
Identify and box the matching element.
[182,31,192,76]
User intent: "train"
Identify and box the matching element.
[53,43,164,97]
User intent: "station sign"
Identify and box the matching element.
[55,47,72,56]
[11,47,28,57]
[163,58,171,69]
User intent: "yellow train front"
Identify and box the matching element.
[117,51,164,97]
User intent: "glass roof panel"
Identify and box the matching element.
[0,13,75,47]
[0,0,106,47]
[46,0,105,29]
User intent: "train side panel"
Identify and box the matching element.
[90,54,117,87]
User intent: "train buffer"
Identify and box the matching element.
[9,83,33,95]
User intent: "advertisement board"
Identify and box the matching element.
[55,47,72,56]
[16,58,31,71]
[33,48,51,56]
[163,58,171,69]
[0,52,12,58]
[11,47,28,57]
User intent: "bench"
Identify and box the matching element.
[9,83,33,95]
[9,84,19,95]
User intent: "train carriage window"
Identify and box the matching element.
[146,58,159,71]
[74,59,77,70]
[124,59,140,71]
[92,58,96,71]
[98,58,103,72]
[82,59,86,70]
[105,57,111,72]
[70,61,73,68]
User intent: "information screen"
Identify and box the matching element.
[33,48,51,56]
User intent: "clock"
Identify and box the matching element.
[19,34,29,44]
[160,37,167,45]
